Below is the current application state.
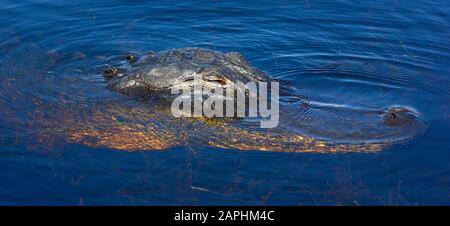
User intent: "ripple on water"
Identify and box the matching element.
[0,0,450,205]
[0,1,448,155]
[0,38,435,152]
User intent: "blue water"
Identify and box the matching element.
[1,0,450,205]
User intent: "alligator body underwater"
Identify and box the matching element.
[31,48,427,153]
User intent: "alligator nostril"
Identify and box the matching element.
[103,67,119,80]
[125,54,136,63]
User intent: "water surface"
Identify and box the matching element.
[1,0,450,205]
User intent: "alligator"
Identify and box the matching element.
[8,47,426,153]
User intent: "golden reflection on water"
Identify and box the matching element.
[65,124,179,151]
[30,101,384,153]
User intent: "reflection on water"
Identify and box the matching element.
[1,0,450,205]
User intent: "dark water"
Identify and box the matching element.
[1,0,450,205]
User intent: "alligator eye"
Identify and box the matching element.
[147,51,157,59]
[205,77,228,85]
[182,77,195,82]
